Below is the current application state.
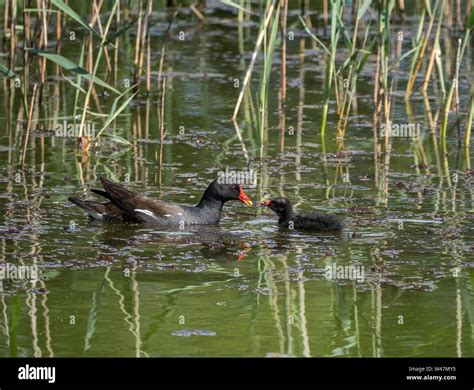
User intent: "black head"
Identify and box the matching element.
[261,197,294,219]
[201,180,253,207]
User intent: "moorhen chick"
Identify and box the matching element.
[69,177,253,226]
[262,197,343,231]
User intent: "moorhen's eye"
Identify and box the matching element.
[233,185,240,191]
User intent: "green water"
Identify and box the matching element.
[0,2,473,357]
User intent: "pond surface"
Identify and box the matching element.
[0,2,473,357]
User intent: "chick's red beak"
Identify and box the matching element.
[261,200,272,207]
[238,186,253,207]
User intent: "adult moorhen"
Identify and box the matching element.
[262,197,343,231]
[69,177,253,226]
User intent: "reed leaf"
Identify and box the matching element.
[298,15,330,55]
[220,0,255,15]
[95,87,138,143]
[0,63,17,79]
[440,7,474,145]
[51,0,102,40]
[467,6,474,30]
[356,0,372,20]
[466,94,473,147]
[261,5,280,91]
[258,3,280,140]
[24,8,59,13]
[108,16,140,41]
[27,49,119,94]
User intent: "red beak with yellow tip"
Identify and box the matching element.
[238,186,253,207]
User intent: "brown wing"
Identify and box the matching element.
[103,203,128,221]
[69,197,124,221]
[129,195,185,216]
[99,177,186,222]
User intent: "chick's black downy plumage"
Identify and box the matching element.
[262,197,343,231]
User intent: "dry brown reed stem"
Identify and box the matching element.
[231,119,250,163]
[280,0,288,101]
[90,88,104,115]
[9,0,17,69]
[137,0,152,91]
[334,76,340,114]
[23,1,31,92]
[443,38,452,78]
[383,79,393,157]
[422,44,437,93]
[21,84,38,166]
[454,38,461,146]
[301,1,316,51]
[55,8,62,50]
[160,79,166,136]
[440,36,462,150]
[466,96,473,148]
[15,97,24,150]
[423,93,438,132]
[37,0,49,83]
[78,0,118,144]
[86,34,93,74]
[40,0,48,47]
[399,0,405,12]
[145,0,152,93]
[374,45,382,128]
[157,6,180,95]
[278,88,285,153]
[159,77,166,168]
[323,0,328,26]
[190,3,205,21]
[456,0,462,28]
[4,0,9,35]
[114,0,120,85]
[134,0,143,86]
[89,0,104,31]
[422,0,446,94]
[446,0,453,31]
[337,1,369,139]
[144,91,150,141]
[406,3,438,97]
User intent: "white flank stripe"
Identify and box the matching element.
[134,209,158,220]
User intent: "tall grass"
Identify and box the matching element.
[317,0,342,141]
[258,2,280,145]
[232,0,277,121]
[336,0,373,140]
[0,0,472,168]
[440,6,474,150]
[27,0,139,149]
[405,0,440,98]
[466,92,473,148]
